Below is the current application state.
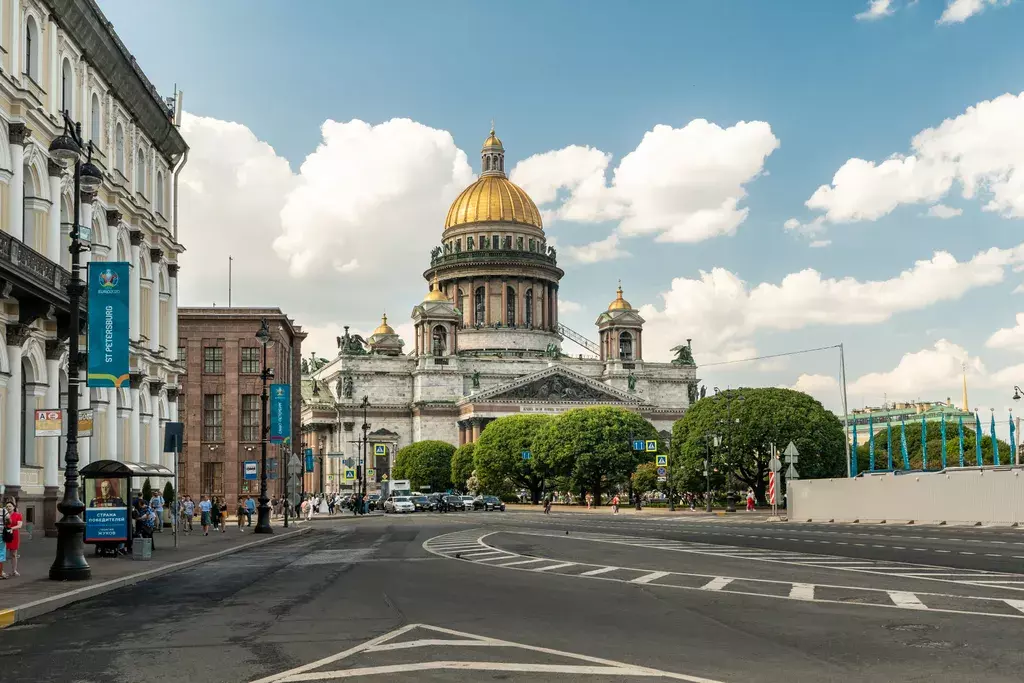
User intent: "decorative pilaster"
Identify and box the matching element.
[148,381,164,465]
[129,231,142,343]
[129,372,143,462]
[167,263,179,358]
[8,123,31,242]
[3,325,31,499]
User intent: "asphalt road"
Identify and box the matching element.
[1,511,1022,682]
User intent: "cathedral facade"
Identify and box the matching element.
[300,129,698,486]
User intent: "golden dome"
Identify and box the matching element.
[424,275,448,302]
[608,282,632,311]
[445,175,543,230]
[372,313,395,336]
[483,128,503,150]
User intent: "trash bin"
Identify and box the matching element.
[132,537,152,561]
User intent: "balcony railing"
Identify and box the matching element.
[0,230,73,304]
[429,247,558,268]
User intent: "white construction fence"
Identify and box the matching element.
[789,466,1024,526]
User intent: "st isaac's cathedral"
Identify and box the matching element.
[300,129,699,478]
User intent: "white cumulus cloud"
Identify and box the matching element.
[926,203,963,219]
[856,0,895,20]
[940,0,1015,24]
[848,340,983,397]
[558,299,584,314]
[985,313,1024,351]
[565,234,629,264]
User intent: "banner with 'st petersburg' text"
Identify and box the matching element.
[87,262,130,388]
[270,383,291,445]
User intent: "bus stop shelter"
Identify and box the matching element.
[80,460,174,554]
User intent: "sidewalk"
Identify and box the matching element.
[506,503,783,519]
[0,517,310,628]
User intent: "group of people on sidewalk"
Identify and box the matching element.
[0,497,24,579]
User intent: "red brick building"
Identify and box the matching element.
[177,308,305,503]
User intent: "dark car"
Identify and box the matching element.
[443,494,465,511]
[474,495,506,511]
[412,495,430,512]
[367,494,381,511]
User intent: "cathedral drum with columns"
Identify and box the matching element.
[301,129,697,482]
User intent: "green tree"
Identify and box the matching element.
[474,415,553,502]
[533,406,658,506]
[451,443,476,491]
[142,478,153,502]
[671,388,846,503]
[393,440,455,493]
[631,462,659,495]
[854,417,1012,472]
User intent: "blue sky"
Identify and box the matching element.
[100,0,1024,418]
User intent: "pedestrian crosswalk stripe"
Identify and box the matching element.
[1005,599,1024,614]
[534,562,576,572]
[789,583,815,600]
[701,577,733,591]
[888,591,927,609]
[632,571,671,584]
[580,566,619,576]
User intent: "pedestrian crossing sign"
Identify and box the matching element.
[367,468,376,479]
[656,455,668,467]
[344,469,356,481]
[374,444,386,456]
[645,440,658,452]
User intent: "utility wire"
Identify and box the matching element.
[699,344,841,368]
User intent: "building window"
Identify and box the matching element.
[525,289,533,327]
[201,461,224,496]
[431,325,447,356]
[115,124,125,173]
[156,171,165,215]
[467,236,474,250]
[457,288,465,317]
[241,394,260,442]
[91,93,101,143]
[25,16,39,81]
[203,347,223,374]
[61,58,74,115]
[203,394,223,442]
[529,238,535,252]
[178,344,186,363]
[474,286,485,324]
[506,286,516,326]
[619,331,634,361]
[517,236,523,250]
[240,347,260,374]
[493,234,500,249]
[136,149,147,195]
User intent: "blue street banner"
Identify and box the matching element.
[958,416,965,467]
[921,415,927,470]
[87,262,130,388]
[1010,415,1017,463]
[851,422,858,477]
[990,411,1000,466]
[940,413,947,470]
[899,413,910,470]
[84,507,128,542]
[270,384,291,444]
[975,411,983,466]
[868,415,875,471]
[243,461,258,480]
[305,451,315,473]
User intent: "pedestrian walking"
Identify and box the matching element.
[543,495,552,514]
[746,488,755,512]
[236,498,247,531]
[611,494,620,514]
[183,495,196,532]
[150,490,165,533]
[1,498,23,578]
[244,495,256,526]
[199,494,212,535]
[585,493,593,510]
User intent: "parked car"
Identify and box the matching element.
[443,494,465,511]
[474,495,505,511]
[384,496,415,513]
[426,493,447,511]
[460,495,476,510]
[412,495,431,512]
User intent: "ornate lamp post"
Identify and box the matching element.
[49,111,102,581]
[713,387,744,513]
[254,318,274,534]
[359,396,370,514]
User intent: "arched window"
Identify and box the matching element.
[467,236,474,251]
[506,286,516,326]
[90,93,101,142]
[431,325,447,357]
[25,16,39,81]
[474,286,485,325]
[136,149,146,195]
[619,331,634,361]
[61,58,73,115]
[156,171,165,214]
[115,124,125,173]
[525,289,533,327]
[457,288,465,317]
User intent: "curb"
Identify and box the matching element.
[0,525,313,629]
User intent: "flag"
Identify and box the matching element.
[958,416,965,467]
[868,414,876,471]
[852,421,858,477]
[940,413,947,470]
[1011,415,1017,465]
[975,411,983,466]
[899,412,910,470]
[991,411,999,466]
[921,415,927,470]
[886,417,894,470]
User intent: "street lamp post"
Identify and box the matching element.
[703,433,720,513]
[713,388,744,513]
[254,318,274,534]
[359,396,370,514]
[49,111,102,581]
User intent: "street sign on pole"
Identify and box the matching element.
[769,456,782,472]
[784,442,799,459]
[655,455,668,467]
[521,450,532,460]
[786,463,799,479]
[289,453,301,471]
[632,440,644,451]
[243,461,258,480]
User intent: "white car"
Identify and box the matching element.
[385,496,415,513]
[460,495,476,510]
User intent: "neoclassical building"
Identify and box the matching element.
[301,129,696,490]
[0,1,186,531]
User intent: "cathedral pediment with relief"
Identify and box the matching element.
[466,366,642,404]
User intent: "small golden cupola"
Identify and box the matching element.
[423,274,448,302]
[595,281,646,363]
[607,281,633,311]
[372,313,395,336]
[366,312,404,356]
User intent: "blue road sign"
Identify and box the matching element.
[521,450,532,460]
[632,440,644,451]
[645,440,658,452]
[656,466,667,477]
[243,460,258,480]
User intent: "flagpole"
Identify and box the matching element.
[839,343,852,478]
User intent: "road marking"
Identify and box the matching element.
[581,566,620,576]
[632,571,671,584]
[888,591,927,609]
[1006,600,1024,614]
[495,558,548,567]
[534,562,577,572]
[789,583,815,600]
[701,577,733,591]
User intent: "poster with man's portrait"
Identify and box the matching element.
[90,478,126,508]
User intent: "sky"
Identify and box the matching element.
[98,0,1024,426]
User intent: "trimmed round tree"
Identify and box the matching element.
[451,443,476,492]
[393,440,456,493]
[473,414,553,502]
[533,406,659,506]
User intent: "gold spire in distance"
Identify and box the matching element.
[372,312,395,336]
[424,274,448,302]
[961,362,969,412]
